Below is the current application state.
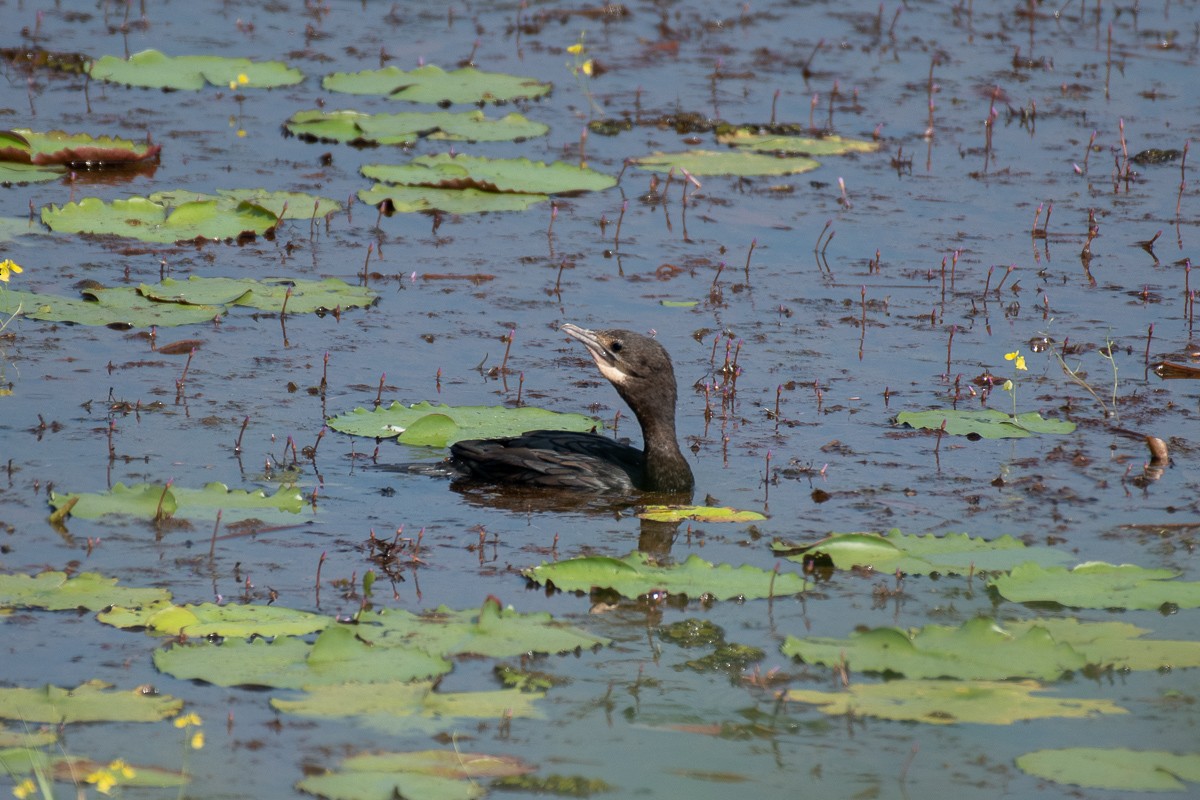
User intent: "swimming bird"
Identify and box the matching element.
[449,324,694,493]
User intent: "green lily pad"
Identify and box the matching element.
[322,64,551,105]
[285,109,548,145]
[0,128,161,166]
[272,681,542,735]
[0,725,56,748]
[98,600,330,637]
[632,149,819,177]
[0,287,221,328]
[89,49,302,90]
[359,597,610,658]
[358,184,547,214]
[0,216,51,242]
[1016,748,1200,792]
[782,617,1088,680]
[362,154,616,195]
[153,626,451,689]
[522,551,808,601]
[772,529,1072,575]
[298,750,532,800]
[140,277,376,313]
[0,571,170,611]
[328,401,600,448]
[41,196,279,244]
[895,408,1076,438]
[148,189,341,219]
[0,161,65,185]
[1004,618,1200,671]
[715,130,880,155]
[0,750,188,790]
[990,562,1200,610]
[784,679,1126,725]
[0,680,183,724]
[638,505,766,523]
[49,481,305,522]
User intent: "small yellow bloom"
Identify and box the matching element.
[0,259,24,282]
[237,73,249,85]
[567,43,584,55]
[1004,351,1027,371]
[86,768,117,795]
[1002,379,1014,392]
[190,730,205,750]
[237,129,247,138]
[581,59,594,76]
[110,759,136,779]
[174,711,203,728]
[13,778,36,799]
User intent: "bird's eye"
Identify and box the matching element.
[610,340,623,353]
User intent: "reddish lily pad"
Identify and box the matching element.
[0,128,161,167]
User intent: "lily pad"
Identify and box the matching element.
[0,128,161,167]
[49,481,305,522]
[41,196,279,244]
[0,571,170,611]
[0,680,183,724]
[895,408,1076,438]
[1015,748,1200,792]
[784,679,1126,725]
[358,184,548,214]
[362,154,616,195]
[328,401,600,448]
[98,600,330,638]
[148,189,342,218]
[298,750,533,800]
[0,750,188,790]
[772,529,1072,575]
[632,149,819,177]
[1004,618,1200,671]
[0,161,66,185]
[285,109,548,145]
[716,130,880,155]
[782,617,1088,680]
[271,681,542,735]
[322,64,551,105]
[990,561,1200,610]
[89,49,303,90]
[0,287,220,328]
[153,626,451,689]
[140,277,377,313]
[638,505,766,523]
[522,551,808,601]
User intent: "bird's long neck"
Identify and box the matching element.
[620,383,693,493]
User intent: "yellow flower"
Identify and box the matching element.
[86,767,117,795]
[174,711,203,728]
[1002,379,1014,392]
[190,730,205,750]
[567,43,584,55]
[110,759,136,779]
[237,73,249,85]
[1004,351,1027,371]
[12,778,36,799]
[0,259,23,282]
[581,59,594,76]
[237,129,247,138]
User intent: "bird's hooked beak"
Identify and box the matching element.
[561,323,628,385]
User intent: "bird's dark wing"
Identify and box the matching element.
[450,430,643,491]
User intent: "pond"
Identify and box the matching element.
[1,1,1198,798]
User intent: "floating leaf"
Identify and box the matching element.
[632,149,819,177]
[0,571,170,612]
[716,130,880,155]
[272,681,542,735]
[140,277,377,313]
[298,750,532,800]
[523,552,808,601]
[359,598,610,658]
[990,562,1200,610]
[0,128,161,167]
[0,161,65,185]
[781,618,1088,680]
[362,154,615,195]
[42,196,278,244]
[783,679,1126,725]
[285,109,548,145]
[49,481,304,522]
[772,529,1073,575]
[0,287,220,328]
[0,681,183,724]
[358,184,547,214]
[98,600,330,638]
[328,401,600,448]
[148,189,341,218]
[89,49,302,90]
[322,64,551,105]
[0,749,188,789]
[638,505,766,523]
[896,408,1076,438]
[1003,618,1200,671]
[153,626,451,689]
[1016,748,1200,792]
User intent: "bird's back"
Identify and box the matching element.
[450,429,643,492]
